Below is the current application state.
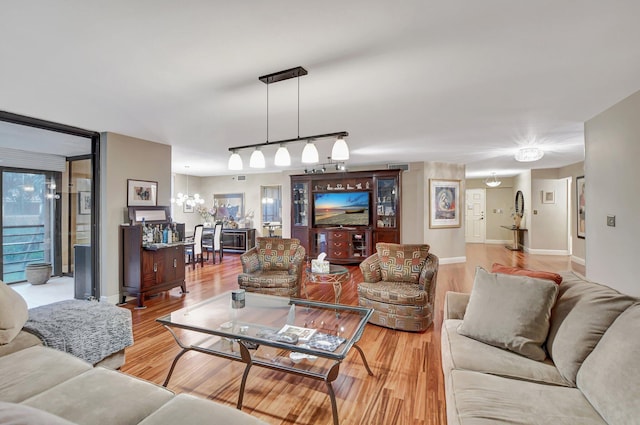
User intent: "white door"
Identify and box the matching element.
[465,189,486,243]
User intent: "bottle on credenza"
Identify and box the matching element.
[162,225,169,244]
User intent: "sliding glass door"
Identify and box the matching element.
[1,169,59,283]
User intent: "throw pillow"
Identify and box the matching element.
[376,243,430,283]
[0,280,29,345]
[457,267,559,361]
[0,402,75,425]
[491,263,563,285]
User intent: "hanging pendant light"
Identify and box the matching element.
[274,145,291,166]
[228,151,243,170]
[301,141,319,164]
[484,173,502,188]
[249,148,266,168]
[172,169,205,206]
[331,135,349,161]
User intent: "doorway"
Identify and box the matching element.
[465,189,486,243]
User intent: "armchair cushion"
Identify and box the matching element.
[0,280,29,345]
[257,238,301,272]
[376,243,430,283]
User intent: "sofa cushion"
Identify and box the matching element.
[0,280,29,344]
[0,346,92,403]
[22,367,174,425]
[446,369,607,425]
[457,267,558,361]
[442,319,570,387]
[491,263,563,285]
[138,394,268,425]
[256,238,300,272]
[0,330,42,358]
[546,272,636,386]
[376,243,429,283]
[0,402,75,425]
[577,303,640,425]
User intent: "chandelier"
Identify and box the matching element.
[171,172,204,207]
[228,66,349,170]
[515,147,544,162]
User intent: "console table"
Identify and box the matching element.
[221,228,256,253]
[501,225,527,251]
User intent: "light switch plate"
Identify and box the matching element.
[607,215,616,227]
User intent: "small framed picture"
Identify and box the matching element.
[429,179,461,228]
[127,179,158,207]
[79,191,91,215]
[183,203,194,213]
[542,190,555,204]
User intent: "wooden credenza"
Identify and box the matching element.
[310,227,372,264]
[121,225,186,308]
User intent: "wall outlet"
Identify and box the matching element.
[607,215,616,227]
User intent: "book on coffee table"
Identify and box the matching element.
[278,324,317,342]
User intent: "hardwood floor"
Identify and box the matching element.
[119,244,576,425]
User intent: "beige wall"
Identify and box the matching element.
[585,89,640,296]
[558,162,585,262]
[100,132,172,303]
[529,177,569,253]
[465,177,515,242]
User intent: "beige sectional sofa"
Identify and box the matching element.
[0,343,268,424]
[441,271,640,425]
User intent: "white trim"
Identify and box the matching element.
[440,256,466,265]
[571,255,586,266]
[525,248,570,256]
[485,239,510,245]
[101,294,121,305]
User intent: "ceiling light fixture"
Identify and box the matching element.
[227,66,349,170]
[484,173,502,188]
[515,147,544,162]
[304,157,346,174]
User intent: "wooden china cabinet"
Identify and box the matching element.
[290,169,401,264]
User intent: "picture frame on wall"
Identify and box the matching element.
[429,179,461,228]
[214,193,244,222]
[576,176,586,239]
[79,191,91,215]
[183,203,194,213]
[127,179,158,207]
[542,190,556,204]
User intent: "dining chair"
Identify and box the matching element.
[209,221,224,263]
[185,224,204,269]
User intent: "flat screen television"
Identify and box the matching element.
[313,191,370,226]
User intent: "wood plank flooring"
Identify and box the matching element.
[119,244,577,425]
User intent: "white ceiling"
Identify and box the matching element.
[2,1,639,178]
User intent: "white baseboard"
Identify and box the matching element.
[525,248,570,256]
[571,256,586,266]
[485,239,510,245]
[440,256,466,265]
[101,294,121,305]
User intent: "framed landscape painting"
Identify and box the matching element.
[429,179,461,228]
[127,179,158,207]
[576,176,586,239]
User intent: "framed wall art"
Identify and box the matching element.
[79,191,91,215]
[576,176,585,239]
[214,193,244,221]
[429,179,461,228]
[183,202,194,213]
[542,190,555,204]
[127,179,158,207]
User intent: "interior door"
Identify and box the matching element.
[465,189,486,243]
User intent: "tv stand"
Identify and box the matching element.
[290,169,401,264]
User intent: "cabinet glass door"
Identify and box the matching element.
[376,178,398,229]
[292,182,309,226]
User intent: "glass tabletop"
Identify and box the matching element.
[157,291,372,360]
[306,264,349,276]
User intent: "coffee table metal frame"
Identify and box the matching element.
[157,292,374,425]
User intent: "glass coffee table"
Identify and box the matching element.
[157,291,374,425]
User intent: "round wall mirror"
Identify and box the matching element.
[515,190,524,217]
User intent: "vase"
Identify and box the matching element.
[514,215,522,229]
[25,263,52,285]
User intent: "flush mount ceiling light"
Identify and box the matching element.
[484,173,502,188]
[515,147,544,162]
[227,66,349,170]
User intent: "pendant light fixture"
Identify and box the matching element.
[227,66,349,170]
[171,169,205,207]
[484,172,502,188]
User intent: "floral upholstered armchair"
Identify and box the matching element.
[238,237,306,297]
[358,243,438,332]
